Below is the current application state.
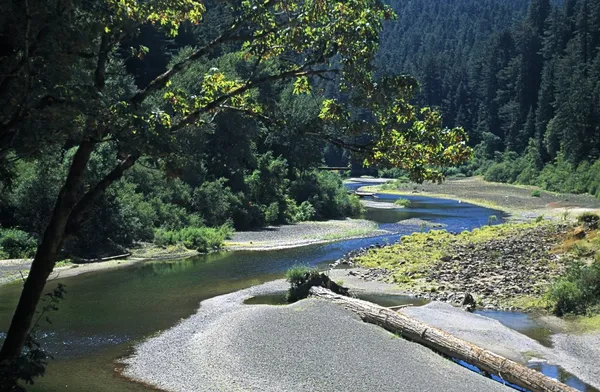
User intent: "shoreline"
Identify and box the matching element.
[356,176,600,221]
[0,219,386,286]
[225,219,384,251]
[0,249,199,287]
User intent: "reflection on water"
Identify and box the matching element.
[474,310,554,347]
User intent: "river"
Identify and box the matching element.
[0,184,595,391]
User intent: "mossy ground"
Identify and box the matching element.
[353,221,565,309]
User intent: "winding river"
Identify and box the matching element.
[0,184,595,391]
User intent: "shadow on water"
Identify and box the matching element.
[0,184,589,391]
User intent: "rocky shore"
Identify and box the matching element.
[331,223,570,310]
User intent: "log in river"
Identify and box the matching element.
[309,287,578,392]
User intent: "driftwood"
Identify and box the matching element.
[309,287,577,392]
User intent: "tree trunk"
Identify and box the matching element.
[309,287,578,392]
[0,141,95,362]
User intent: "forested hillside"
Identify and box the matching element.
[377,0,600,196]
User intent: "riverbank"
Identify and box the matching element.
[225,219,385,251]
[0,246,198,286]
[357,176,600,221]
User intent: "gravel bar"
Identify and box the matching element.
[123,281,509,392]
[227,219,385,251]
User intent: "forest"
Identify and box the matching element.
[3,0,599,259]
[378,0,600,194]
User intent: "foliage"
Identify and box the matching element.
[548,261,600,316]
[0,229,37,259]
[577,213,600,230]
[0,0,479,372]
[153,224,233,253]
[285,265,349,303]
[371,0,600,198]
[531,190,541,197]
[0,284,66,391]
[394,198,411,207]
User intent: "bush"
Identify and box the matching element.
[285,265,349,303]
[289,171,363,220]
[577,213,600,230]
[0,229,37,259]
[531,190,541,197]
[153,223,233,253]
[293,201,316,222]
[394,198,411,207]
[547,261,600,316]
[191,179,242,227]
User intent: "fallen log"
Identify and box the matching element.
[309,287,577,392]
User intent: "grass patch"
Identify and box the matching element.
[531,190,541,197]
[501,295,551,311]
[568,314,600,333]
[394,198,411,208]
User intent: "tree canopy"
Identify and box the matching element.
[0,0,471,387]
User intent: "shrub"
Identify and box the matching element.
[191,179,242,227]
[285,265,349,303]
[294,201,316,222]
[577,213,600,230]
[263,202,280,225]
[153,224,233,253]
[0,229,37,259]
[531,190,541,197]
[547,261,600,316]
[289,171,363,220]
[394,198,411,207]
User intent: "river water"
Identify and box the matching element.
[0,185,594,391]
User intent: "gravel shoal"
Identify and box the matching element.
[385,176,600,216]
[360,200,402,209]
[123,281,508,392]
[552,333,600,388]
[402,302,552,363]
[403,303,600,389]
[0,259,31,285]
[227,219,385,251]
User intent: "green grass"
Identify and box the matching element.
[568,314,600,332]
[531,190,542,197]
[394,198,411,207]
[285,265,317,282]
